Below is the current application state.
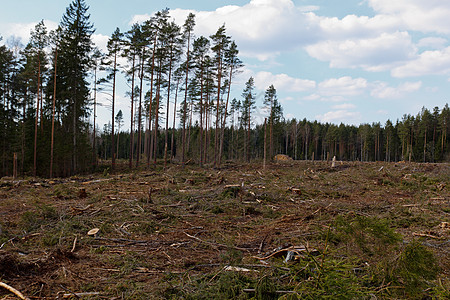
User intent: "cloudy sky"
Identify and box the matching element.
[1,0,450,128]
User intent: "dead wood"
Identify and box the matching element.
[60,292,100,298]
[243,288,298,294]
[184,232,252,252]
[412,232,443,240]
[0,281,30,300]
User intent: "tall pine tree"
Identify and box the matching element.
[57,0,94,175]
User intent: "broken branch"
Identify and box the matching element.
[0,281,30,300]
[184,232,251,252]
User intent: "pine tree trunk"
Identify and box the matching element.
[247,108,251,163]
[164,54,173,169]
[50,48,58,178]
[218,66,234,166]
[214,54,222,167]
[153,69,161,166]
[199,68,204,166]
[129,53,135,169]
[33,59,41,177]
[111,52,117,170]
[182,32,191,167]
[136,51,144,167]
[263,118,267,169]
[147,41,156,167]
[171,78,179,161]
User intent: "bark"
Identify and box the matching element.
[50,48,58,178]
[182,32,191,167]
[147,39,156,167]
[111,51,117,170]
[136,49,144,167]
[33,59,41,177]
[218,65,233,166]
[164,53,174,168]
[129,52,135,169]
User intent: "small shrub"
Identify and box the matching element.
[255,275,277,300]
[329,214,401,255]
[397,240,439,293]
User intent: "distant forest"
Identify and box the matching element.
[0,0,449,178]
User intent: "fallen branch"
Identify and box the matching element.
[258,234,268,254]
[71,235,77,252]
[243,288,298,294]
[0,281,30,300]
[0,237,15,250]
[184,232,251,252]
[81,178,113,185]
[61,292,100,298]
[413,232,442,240]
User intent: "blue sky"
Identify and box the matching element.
[1,0,450,129]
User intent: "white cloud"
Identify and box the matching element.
[129,0,446,73]
[316,110,361,124]
[317,14,401,40]
[370,81,422,98]
[417,37,447,49]
[317,76,367,96]
[332,103,356,110]
[306,31,416,71]
[131,0,321,60]
[392,47,450,77]
[368,0,450,34]
[0,20,58,46]
[253,71,316,92]
[92,34,109,53]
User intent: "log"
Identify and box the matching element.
[0,281,30,300]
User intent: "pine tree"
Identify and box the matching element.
[123,23,142,168]
[210,25,231,165]
[181,13,195,167]
[190,36,210,165]
[241,77,256,162]
[57,0,94,174]
[218,41,242,166]
[28,20,48,176]
[162,21,182,168]
[48,26,62,178]
[100,27,123,170]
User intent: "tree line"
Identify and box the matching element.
[0,0,449,178]
[99,103,450,164]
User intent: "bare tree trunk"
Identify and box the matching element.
[187,99,193,156]
[263,118,267,170]
[199,69,204,166]
[50,48,58,178]
[153,69,161,166]
[136,50,144,167]
[111,52,117,170]
[214,56,222,167]
[129,53,136,169]
[164,55,174,169]
[182,32,191,167]
[171,78,180,161]
[21,87,26,176]
[33,60,41,177]
[147,41,156,167]
[247,108,251,163]
[218,66,233,166]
